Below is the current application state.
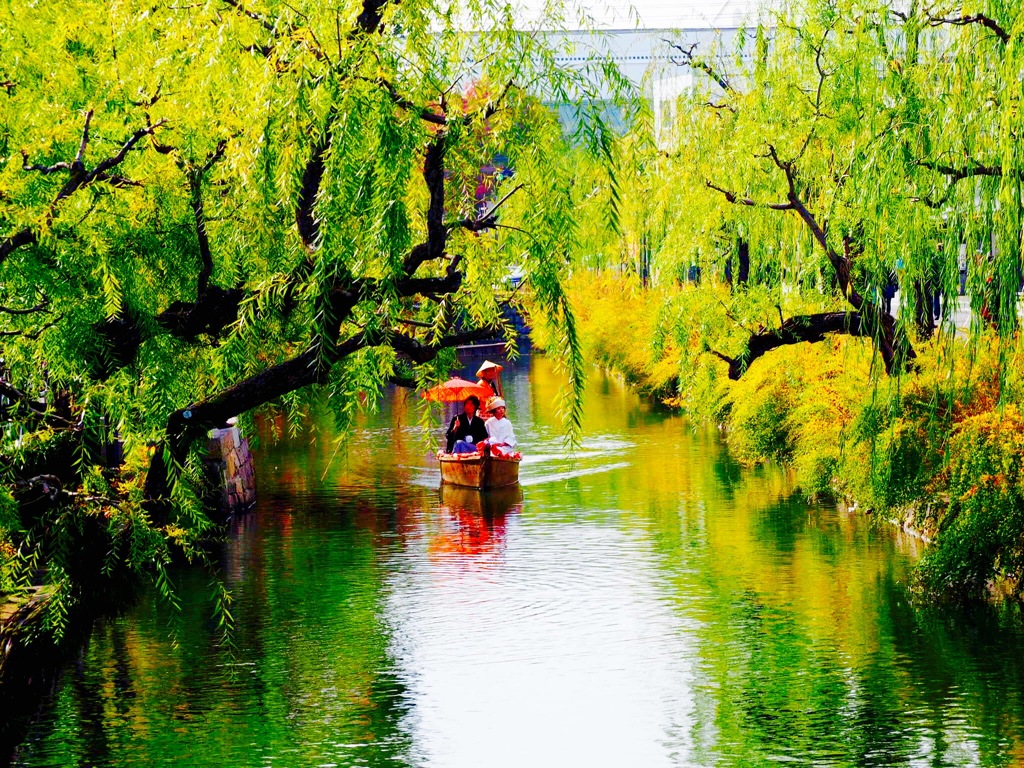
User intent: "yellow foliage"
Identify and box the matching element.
[547,274,1024,524]
[535,272,683,398]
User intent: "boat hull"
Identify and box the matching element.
[439,453,521,489]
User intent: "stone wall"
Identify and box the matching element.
[205,424,256,514]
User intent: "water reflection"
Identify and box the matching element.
[11,354,1024,767]
[430,484,521,560]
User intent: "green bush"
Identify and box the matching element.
[919,406,1024,596]
[726,370,795,464]
[845,413,930,510]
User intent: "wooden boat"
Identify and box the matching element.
[438,452,521,489]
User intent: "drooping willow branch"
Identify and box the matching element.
[142,0,532,512]
[2,111,167,264]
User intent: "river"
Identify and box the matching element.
[11,354,1024,767]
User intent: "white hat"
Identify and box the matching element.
[487,397,506,411]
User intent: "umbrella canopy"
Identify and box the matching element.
[420,377,493,403]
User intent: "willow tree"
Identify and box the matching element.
[887,0,1024,338]
[0,0,629,619]
[649,0,1023,379]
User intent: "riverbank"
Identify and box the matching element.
[531,273,1024,602]
[0,424,257,763]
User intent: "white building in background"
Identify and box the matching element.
[540,26,752,141]
[518,0,769,139]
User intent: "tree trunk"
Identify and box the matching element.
[737,238,750,285]
[913,279,935,339]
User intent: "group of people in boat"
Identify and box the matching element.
[444,361,518,458]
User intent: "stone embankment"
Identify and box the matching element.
[205,421,257,514]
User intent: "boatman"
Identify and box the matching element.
[480,397,517,456]
[476,360,504,398]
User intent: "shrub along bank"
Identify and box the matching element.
[532,274,1024,601]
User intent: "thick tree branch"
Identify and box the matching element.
[0,380,75,428]
[466,80,516,124]
[191,178,214,295]
[0,300,48,316]
[0,229,36,262]
[20,156,72,175]
[402,134,448,275]
[362,76,446,124]
[74,110,93,166]
[705,348,737,368]
[13,474,65,502]
[705,181,795,210]
[395,272,462,296]
[713,144,914,375]
[185,140,228,295]
[913,158,1015,207]
[390,326,501,363]
[925,12,1010,43]
[364,76,514,128]
[917,158,1014,182]
[156,286,244,339]
[295,127,331,254]
[355,0,388,35]
[84,120,167,192]
[446,183,523,232]
[723,312,866,379]
[0,320,59,340]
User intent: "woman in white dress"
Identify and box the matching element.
[479,397,517,456]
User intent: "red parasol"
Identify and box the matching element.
[420,377,493,403]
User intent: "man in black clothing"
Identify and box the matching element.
[445,396,488,453]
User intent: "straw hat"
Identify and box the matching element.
[476,360,504,378]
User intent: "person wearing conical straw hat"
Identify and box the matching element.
[476,360,504,398]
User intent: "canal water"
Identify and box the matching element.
[12,355,1024,767]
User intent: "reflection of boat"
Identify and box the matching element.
[440,483,523,516]
[432,483,523,559]
[438,453,521,489]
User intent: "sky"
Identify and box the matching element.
[521,0,766,29]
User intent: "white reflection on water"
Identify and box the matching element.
[383,516,703,768]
